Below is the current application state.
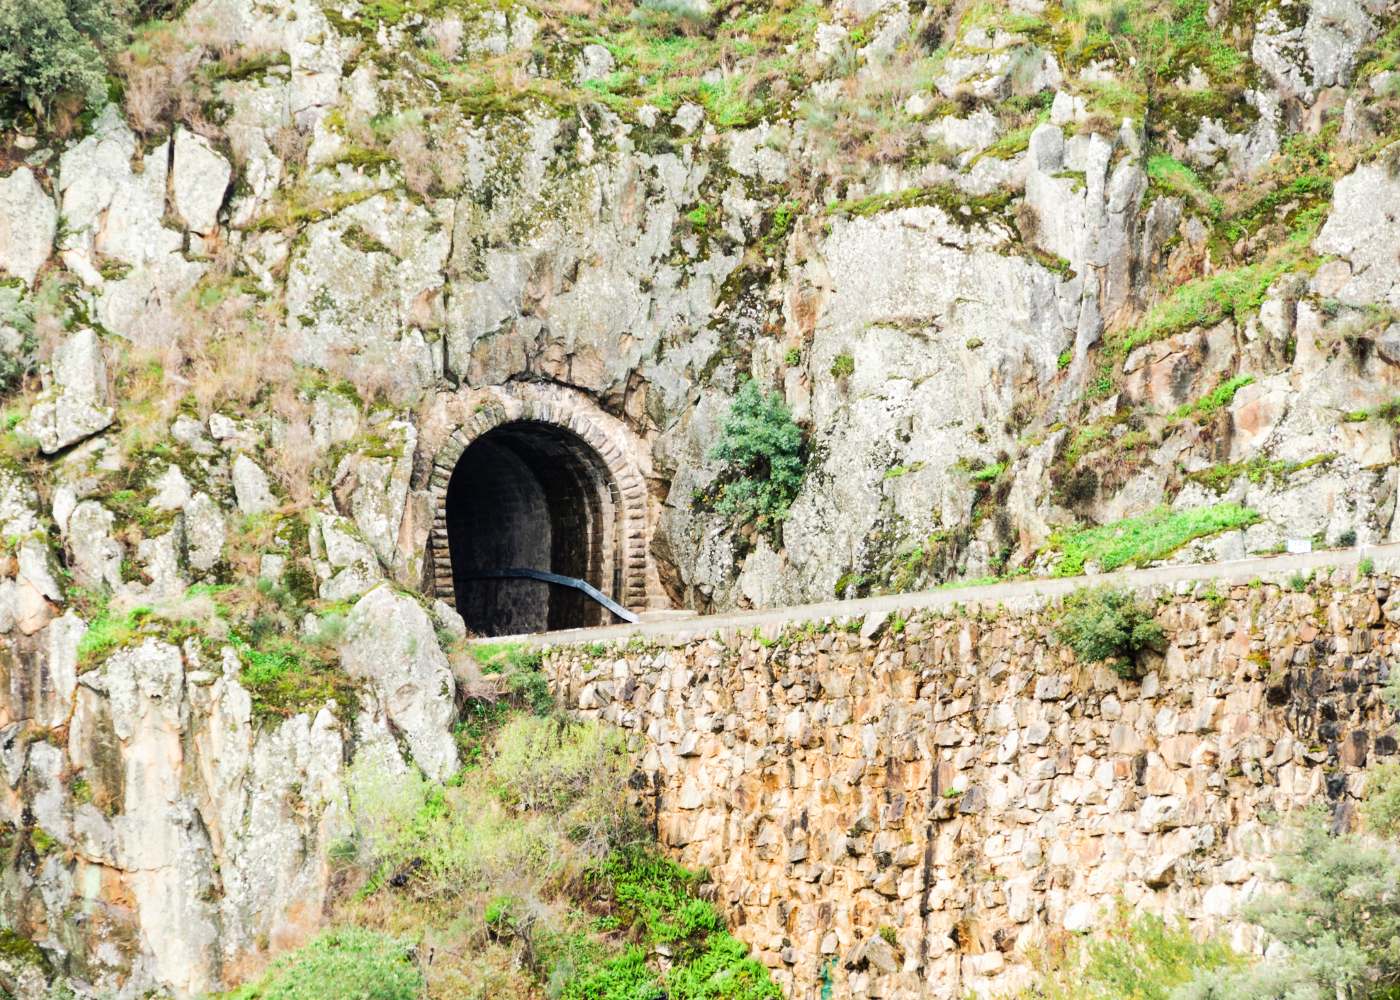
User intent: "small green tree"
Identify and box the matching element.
[0,0,126,118]
[707,381,805,541]
[1173,813,1400,1000]
[1055,587,1164,679]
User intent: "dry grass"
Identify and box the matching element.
[116,15,285,139]
[803,45,953,181]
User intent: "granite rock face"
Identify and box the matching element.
[21,330,114,455]
[3,0,1400,990]
[0,169,57,287]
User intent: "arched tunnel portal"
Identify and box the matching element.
[428,398,652,636]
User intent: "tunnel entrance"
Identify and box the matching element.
[443,420,622,636]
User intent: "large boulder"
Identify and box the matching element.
[1252,0,1377,103]
[0,168,56,286]
[172,128,232,235]
[1315,161,1400,308]
[310,514,382,601]
[340,586,458,781]
[66,500,124,590]
[332,419,416,570]
[283,194,450,392]
[231,454,277,516]
[22,329,114,454]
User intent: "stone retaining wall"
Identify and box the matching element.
[544,564,1399,998]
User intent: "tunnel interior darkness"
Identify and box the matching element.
[445,420,620,636]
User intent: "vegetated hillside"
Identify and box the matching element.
[0,0,1397,995]
[219,642,782,1000]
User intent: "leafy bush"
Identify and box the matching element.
[1363,764,1400,839]
[0,0,126,118]
[225,928,421,1000]
[578,849,781,1000]
[708,381,805,539]
[471,641,552,714]
[1055,587,1164,678]
[493,716,635,853]
[668,933,781,1000]
[561,947,663,1000]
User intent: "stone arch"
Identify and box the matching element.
[426,392,651,635]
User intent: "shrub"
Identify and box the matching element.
[708,381,805,539]
[0,0,126,118]
[1364,764,1400,839]
[829,353,855,378]
[471,641,552,714]
[225,927,421,1000]
[668,932,781,1000]
[1020,907,1236,1000]
[561,947,662,1000]
[1055,587,1164,679]
[492,716,635,854]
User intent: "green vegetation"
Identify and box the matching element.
[230,630,359,722]
[1019,907,1237,999]
[470,641,551,716]
[223,928,421,1000]
[0,0,124,118]
[1169,375,1254,422]
[1054,587,1164,679]
[1119,264,1295,355]
[1026,772,1400,997]
[1344,398,1400,424]
[1175,805,1400,999]
[316,711,779,1000]
[829,352,855,378]
[1048,504,1260,577]
[825,184,1014,223]
[1185,453,1336,493]
[707,381,805,541]
[76,602,156,668]
[571,0,825,128]
[1146,155,1222,216]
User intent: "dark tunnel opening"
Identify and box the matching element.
[444,420,621,636]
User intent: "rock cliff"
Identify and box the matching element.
[0,0,1398,993]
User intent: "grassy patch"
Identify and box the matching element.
[1169,374,1254,421]
[1048,503,1260,577]
[76,603,157,668]
[1119,264,1296,355]
[231,632,360,722]
[1146,154,1222,216]
[221,928,420,1000]
[1185,453,1337,493]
